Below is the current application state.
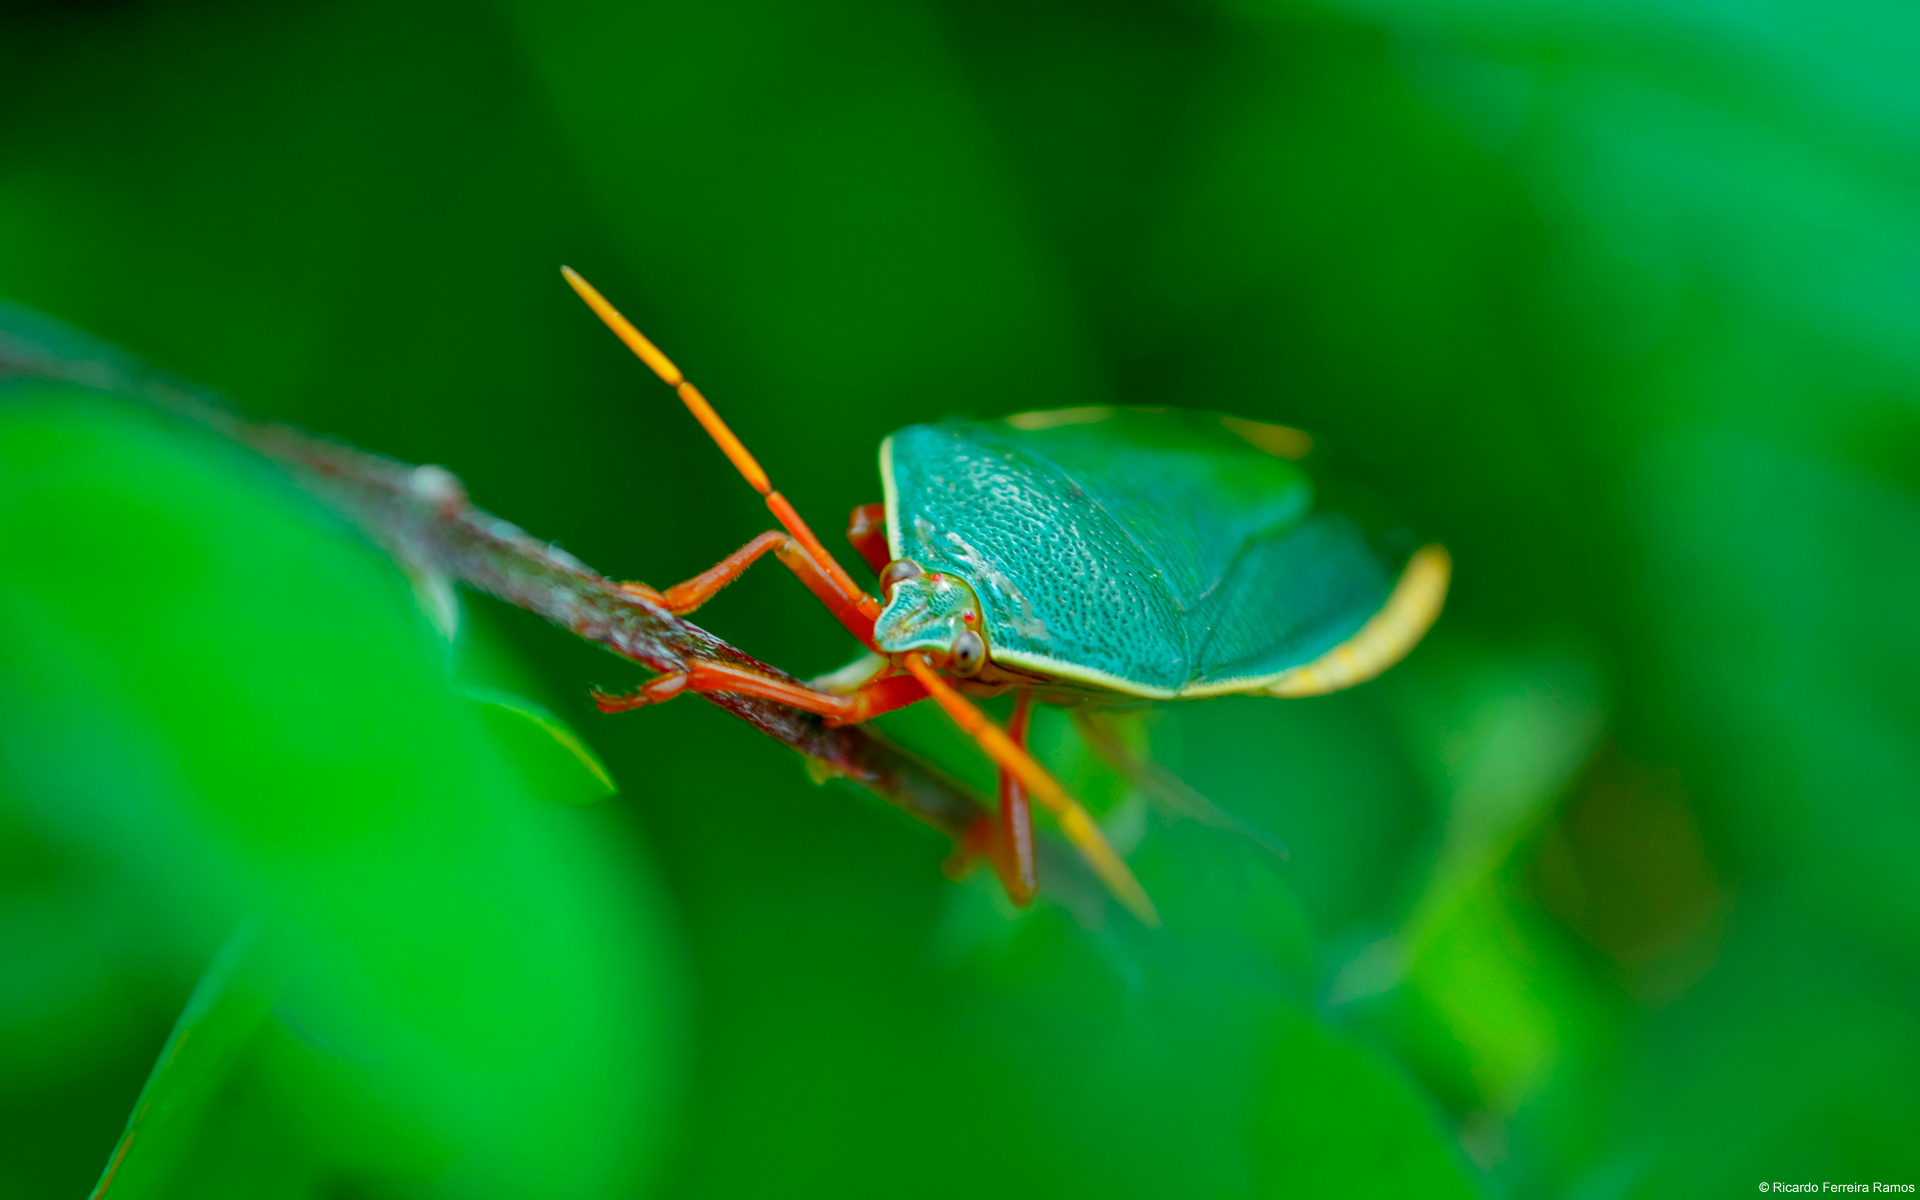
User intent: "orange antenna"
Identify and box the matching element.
[563,267,1152,922]
[561,266,877,619]
[903,654,1161,925]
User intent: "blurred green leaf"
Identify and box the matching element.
[465,686,618,805]
[1257,1012,1479,1197]
[0,384,682,1198]
[7,0,1920,1193]
[89,917,286,1200]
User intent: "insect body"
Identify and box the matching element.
[874,408,1450,702]
[563,269,1449,925]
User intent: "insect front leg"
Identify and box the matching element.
[563,268,886,650]
[619,532,883,652]
[592,660,928,721]
[618,531,789,614]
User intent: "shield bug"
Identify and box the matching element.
[563,268,1449,925]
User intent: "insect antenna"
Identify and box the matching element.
[902,654,1161,926]
[561,266,878,622]
[564,267,1158,923]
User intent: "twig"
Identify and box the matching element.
[0,321,989,845]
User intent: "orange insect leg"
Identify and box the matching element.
[902,654,1158,925]
[619,531,789,614]
[594,660,928,724]
[562,267,882,634]
[995,689,1039,906]
[846,502,891,575]
[618,531,881,651]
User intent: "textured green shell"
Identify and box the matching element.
[879,407,1410,698]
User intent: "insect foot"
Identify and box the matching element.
[590,673,689,713]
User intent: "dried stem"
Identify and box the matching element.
[0,324,990,846]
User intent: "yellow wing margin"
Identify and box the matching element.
[1256,544,1450,698]
[1005,544,1451,701]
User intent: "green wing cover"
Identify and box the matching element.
[882,409,1403,696]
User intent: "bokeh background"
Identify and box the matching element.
[3,0,1918,1196]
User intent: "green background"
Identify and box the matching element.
[2,0,1917,1196]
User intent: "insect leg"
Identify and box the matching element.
[590,672,691,713]
[994,689,1039,906]
[619,531,790,614]
[621,531,882,651]
[901,654,1159,926]
[768,538,884,653]
[948,689,1040,905]
[562,267,883,634]
[595,660,928,722]
[844,502,891,575]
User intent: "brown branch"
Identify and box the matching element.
[242,424,1001,840]
[0,326,989,845]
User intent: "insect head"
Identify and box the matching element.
[874,559,988,676]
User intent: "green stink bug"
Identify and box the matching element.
[564,269,1449,924]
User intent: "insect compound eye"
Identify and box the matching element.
[949,628,987,677]
[880,558,925,598]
